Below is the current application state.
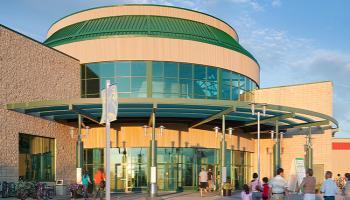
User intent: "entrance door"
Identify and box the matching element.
[158,163,177,191]
[115,163,132,192]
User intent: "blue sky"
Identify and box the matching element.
[1,0,350,137]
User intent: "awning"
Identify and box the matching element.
[4,98,338,136]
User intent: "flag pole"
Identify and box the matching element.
[105,80,111,200]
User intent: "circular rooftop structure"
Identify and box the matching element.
[44,4,260,85]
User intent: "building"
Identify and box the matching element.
[0,4,348,194]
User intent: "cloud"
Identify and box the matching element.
[271,0,281,7]
[232,13,350,137]
[229,0,264,11]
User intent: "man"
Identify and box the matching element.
[94,168,105,200]
[199,168,208,197]
[207,168,213,192]
[269,168,288,200]
[321,171,338,200]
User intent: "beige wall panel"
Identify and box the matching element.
[254,82,334,179]
[54,37,260,84]
[47,5,238,41]
[82,125,254,152]
[331,138,350,175]
[0,26,80,183]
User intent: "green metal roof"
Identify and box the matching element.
[44,15,258,63]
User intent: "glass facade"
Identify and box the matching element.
[19,133,55,181]
[81,61,258,101]
[83,148,253,192]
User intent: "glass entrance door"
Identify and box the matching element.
[158,163,177,191]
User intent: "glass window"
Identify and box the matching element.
[180,79,193,98]
[207,81,218,99]
[131,77,147,93]
[207,67,217,81]
[131,62,147,76]
[86,64,100,79]
[179,63,192,79]
[152,77,164,93]
[194,65,206,80]
[19,134,55,181]
[97,62,115,78]
[86,79,100,94]
[194,80,207,99]
[164,78,179,97]
[116,62,131,77]
[164,62,178,78]
[222,84,231,100]
[240,75,246,91]
[115,77,130,93]
[246,78,252,91]
[153,62,164,77]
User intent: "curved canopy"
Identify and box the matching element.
[5,98,338,136]
[44,15,257,63]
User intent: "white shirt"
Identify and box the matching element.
[321,178,338,196]
[269,175,288,193]
[199,171,208,182]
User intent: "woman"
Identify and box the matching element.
[82,169,92,200]
[242,184,253,200]
[343,173,350,200]
[297,168,316,200]
[250,173,262,200]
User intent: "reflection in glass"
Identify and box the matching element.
[19,134,55,181]
[82,61,257,100]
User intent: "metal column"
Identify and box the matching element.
[150,110,157,198]
[221,115,226,194]
[305,127,313,169]
[273,120,281,176]
[76,114,84,182]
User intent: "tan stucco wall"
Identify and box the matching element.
[331,138,350,175]
[54,36,260,84]
[253,82,334,180]
[81,124,255,152]
[47,5,238,41]
[0,25,80,183]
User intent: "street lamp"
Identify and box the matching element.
[143,125,149,136]
[159,125,165,137]
[250,103,267,179]
[214,126,220,137]
[228,127,234,138]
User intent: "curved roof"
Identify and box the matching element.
[47,4,239,41]
[5,98,338,134]
[44,15,257,63]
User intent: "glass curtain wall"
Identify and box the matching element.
[81,61,257,101]
[19,133,55,181]
[83,147,252,192]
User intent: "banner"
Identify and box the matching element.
[100,84,118,124]
[288,158,306,192]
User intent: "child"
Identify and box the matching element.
[262,177,270,200]
[82,169,92,200]
[241,184,252,200]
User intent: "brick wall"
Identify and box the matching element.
[0,25,80,183]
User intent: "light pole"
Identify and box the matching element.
[250,103,266,179]
[144,123,165,198]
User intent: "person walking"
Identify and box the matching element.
[82,169,92,200]
[342,173,350,200]
[94,168,106,200]
[320,171,338,200]
[207,168,214,192]
[261,177,270,200]
[335,173,345,191]
[242,184,253,200]
[296,168,316,200]
[269,168,288,200]
[250,172,262,200]
[199,168,208,197]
